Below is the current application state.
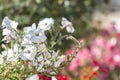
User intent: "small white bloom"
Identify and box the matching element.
[2,16,18,41]
[52,76,57,80]
[26,74,39,80]
[2,28,11,36]
[23,23,36,34]
[45,60,51,65]
[22,23,39,46]
[61,17,75,33]
[7,49,14,61]
[26,23,47,43]
[2,16,18,31]
[4,48,18,62]
[20,46,37,61]
[38,18,54,31]
[42,50,51,58]
[22,35,33,46]
[37,43,46,51]
[29,29,47,43]
[54,55,64,67]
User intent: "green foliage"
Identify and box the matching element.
[0,60,34,80]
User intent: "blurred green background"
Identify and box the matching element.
[0,0,110,51]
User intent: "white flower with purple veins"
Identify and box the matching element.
[20,46,37,61]
[61,17,75,33]
[24,23,36,34]
[26,74,39,80]
[29,28,47,43]
[2,16,18,41]
[22,24,35,46]
[38,18,54,31]
[23,23,37,40]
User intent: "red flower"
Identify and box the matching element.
[58,75,69,80]
[39,75,51,80]
[93,60,108,73]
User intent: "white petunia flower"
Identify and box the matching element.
[0,51,8,64]
[26,74,39,80]
[38,18,54,31]
[22,35,33,46]
[20,46,37,61]
[24,23,47,43]
[23,23,36,34]
[61,17,75,33]
[2,16,18,42]
[22,23,38,47]
[2,48,19,62]
[23,23,37,40]
[29,29,47,43]
[2,16,18,31]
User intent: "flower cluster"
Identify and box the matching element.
[0,16,76,80]
[65,14,120,80]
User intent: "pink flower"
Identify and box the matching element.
[77,48,91,66]
[66,47,74,55]
[92,36,106,48]
[90,46,102,59]
[106,37,117,51]
[68,58,79,71]
[68,48,91,71]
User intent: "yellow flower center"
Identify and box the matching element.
[35,32,39,36]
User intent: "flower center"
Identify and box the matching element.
[35,32,39,36]
[27,50,31,53]
[45,23,48,25]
